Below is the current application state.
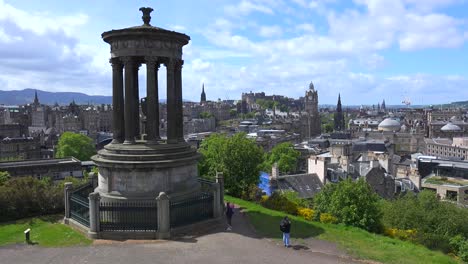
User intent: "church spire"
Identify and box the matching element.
[334,93,345,131]
[200,83,206,103]
[33,90,39,105]
[337,93,342,112]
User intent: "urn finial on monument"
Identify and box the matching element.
[139,7,153,26]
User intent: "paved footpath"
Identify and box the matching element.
[0,208,366,264]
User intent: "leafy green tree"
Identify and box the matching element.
[0,171,10,185]
[314,178,382,232]
[199,111,214,119]
[55,132,96,161]
[198,133,264,197]
[263,142,300,174]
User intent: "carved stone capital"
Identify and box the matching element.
[164,58,176,70]
[145,56,160,69]
[175,59,184,71]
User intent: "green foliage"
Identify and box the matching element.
[55,132,96,161]
[260,192,298,215]
[263,142,300,174]
[198,133,264,197]
[382,190,468,254]
[450,235,468,262]
[229,109,237,118]
[0,176,85,222]
[314,178,382,232]
[282,190,313,208]
[199,111,214,119]
[323,123,334,133]
[320,213,338,224]
[0,171,10,185]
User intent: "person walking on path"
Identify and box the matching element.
[280,216,291,247]
[226,202,234,231]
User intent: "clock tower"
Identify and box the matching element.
[302,82,321,138]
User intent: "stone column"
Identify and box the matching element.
[133,62,141,139]
[174,60,184,142]
[110,58,124,143]
[216,172,224,209]
[64,182,73,219]
[165,59,177,144]
[156,192,170,239]
[88,192,101,239]
[145,57,160,143]
[122,57,136,144]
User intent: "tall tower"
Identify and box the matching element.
[334,93,345,131]
[302,82,321,138]
[200,83,206,104]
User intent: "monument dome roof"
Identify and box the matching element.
[441,122,461,132]
[378,118,400,131]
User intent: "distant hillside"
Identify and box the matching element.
[0,89,112,105]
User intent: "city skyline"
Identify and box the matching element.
[0,0,467,105]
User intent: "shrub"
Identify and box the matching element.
[297,207,315,221]
[261,192,298,215]
[314,178,382,232]
[450,235,468,262]
[320,213,338,224]
[0,176,86,222]
[382,190,468,253]
[283,191,313,208]
[384,228,417,242]
[241,184,263,202]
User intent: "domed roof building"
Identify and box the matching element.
[441,122,462,132]
[378,118,401,132]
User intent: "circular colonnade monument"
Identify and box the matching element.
[92,7,201,202]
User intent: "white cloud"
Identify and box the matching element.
[225,0,274,17]
[258,25,283,37]
[0,0,88,36]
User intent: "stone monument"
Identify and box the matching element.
[92,7,200,203]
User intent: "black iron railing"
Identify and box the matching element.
[198,178,215,193]
[99,201,158,232]
[69,181,93,227]
[170,192,214,228]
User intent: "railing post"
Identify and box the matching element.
[216,172,225,209]
[64,182,73,220]
[156,192,170,239]
[88,172,98,189]
[213,182,222,218]
[88,191,101,239]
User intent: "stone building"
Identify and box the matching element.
[0,137,41,160]
[0,157,83,180]
[425,137,468,160]
[301,82,321,139]
[0,124,24,139]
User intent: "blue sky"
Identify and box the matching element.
[0,0,467,105]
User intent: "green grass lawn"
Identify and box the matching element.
[0,215,92,247]
[225,195,459,264]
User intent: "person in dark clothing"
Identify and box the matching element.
[280,216,291,247]
[226,202,234,230]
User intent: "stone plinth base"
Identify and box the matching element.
[92,141,201,201]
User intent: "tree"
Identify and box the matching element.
[55,132,96,161]
[263,142,300,174]
[198,133,264,197]
[314,178,382,232]
[199,111,214,119]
